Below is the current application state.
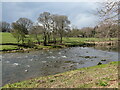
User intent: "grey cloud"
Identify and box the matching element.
[2,2,99,28]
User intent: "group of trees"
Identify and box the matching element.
[67,27,95,38]
[66,1,119,39]
[0,12,70,46]
[0,1,119,46]
[67,24,118,38]
[37,12,70,45]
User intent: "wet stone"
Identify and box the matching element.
[101,59,107,61]
[97,62,102,65]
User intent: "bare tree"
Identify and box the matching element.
[97,1,118,24]
[50,14,59,44]
[38,12,51,46]
[29,25,44,45]
[50,14,70,43]
[16,18,33,34]
[96,1,119,38]
[11,18,33,44]
[0,21,10,32]
[57,15,70,43]
[11,22,26,44]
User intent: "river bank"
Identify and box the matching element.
[3,61,119,88]
[1,40,118,53]
[1,42,94,53]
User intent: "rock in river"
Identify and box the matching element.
[97,62,102,65]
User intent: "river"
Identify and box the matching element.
[1,46,118,85]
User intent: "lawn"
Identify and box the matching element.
[63,37,117,43]
[0,32,118,51]
[0,45,19,51]
[1,32,118,44]
[3,61,119,88]
[0,32,17,44]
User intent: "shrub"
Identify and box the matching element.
[98,80,108,86]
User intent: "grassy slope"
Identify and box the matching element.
[3,61,119,88]
[0,32,18,50]
[0,32,17,44]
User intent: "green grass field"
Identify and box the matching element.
[0,45,19,51]
[63,37,117,43]
[1,32,117,44]
[3,61,119,88]
[0,32,118,51]
[0,32,17,44]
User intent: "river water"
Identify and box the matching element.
[1,46,118,85]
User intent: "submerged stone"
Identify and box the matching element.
[101,59,107,61]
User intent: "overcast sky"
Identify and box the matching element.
[2,2,100,28]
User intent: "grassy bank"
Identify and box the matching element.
[0,32,118,52]
[3,61,119,88]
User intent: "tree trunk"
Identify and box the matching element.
[53,37,56,44]
[43,32,47,46]
[105,25,111,40]
[47,33,50,43]
[60,34,62,43]
[52,31,56,44]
